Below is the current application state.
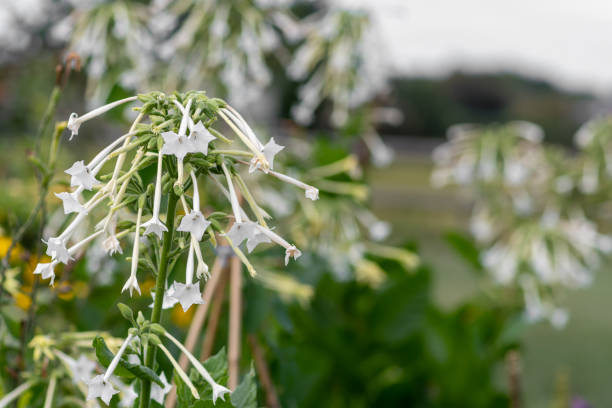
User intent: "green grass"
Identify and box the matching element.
[370,153,612,407]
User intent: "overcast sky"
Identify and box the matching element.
[364,0,612,95]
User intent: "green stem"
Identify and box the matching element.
[139,192,179,408]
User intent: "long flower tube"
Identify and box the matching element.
[163,331,231,404]
[67,96,138,139]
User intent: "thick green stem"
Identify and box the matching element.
[139,192,179,408]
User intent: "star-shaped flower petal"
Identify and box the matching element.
[305,187,319,201]
[55,191,87,214]
[33,262,56,286]
[118,382,138,408]
[87,375,119,405]
[249,138,285,173]
[44,237,73,264]
[122,274,141,297]
[285,245,302,265]
[141,217,168,240]
[246,229,272,253]
[225,221,259,247]
[73,355,97,383]
[212,383,232,404]
[65,160,100,190]
[177,210,211,241]
[103,234,122,255]
[160,131,193,161]
[151,372,172,405]
[150,286,179,310]
[189,121,216,155]
[169,281,204,312]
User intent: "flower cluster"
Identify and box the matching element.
[52,0,299,108]
[34,91,318,315]
[288,8,388,126]
[432,121,612,327]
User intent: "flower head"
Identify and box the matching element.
[285,245,302,265]
[33,262,57,286]
[44,237,72,264]
[151,372,172,404]
[87,375,119,405]
[142,217,168,240]
[122,274,141,297]
[177,210,210,241]
[189,121,216,155]
[103,233,122,255]
[250,138,284,173]
[212,383,232,404]
[55,191,87,214]
[160,130,194,161]
[169,281,203,312]
[65,160,100,190]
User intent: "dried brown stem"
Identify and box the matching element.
[227,255,242,390]
[200,270,228,361]
[248,334,280,408]
[506,350,521,408]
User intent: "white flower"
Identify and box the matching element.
[87,375,119,405]
[151,372,172,405]
[122,207,143,297]
[249,138,284,173]
[189,121,216,155]
[141,217,168,240]
[150,285,178,310]
[178,211,210,241]
[33,262,57,286]
[142,152,168,240]
[55,191,87,214]
[169,282,203,312]
[212,383,232,404]
[284,245,302,265]
[160,99,194,161]
[122,274,141,297]
[67,96,138,140]
[44,237,72,264]
[305,187,319,201]
[160,130,194,161]
[103,234,122,255]
[168,243,203,311]
[117,381,137,408]
[73,355,97,383]
[267,169,319,201]
[177,172,210,241]
[225,221,259,247]
[65,160,100,190]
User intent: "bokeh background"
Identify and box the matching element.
[2,1,612,407]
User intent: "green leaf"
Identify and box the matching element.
[202,347,228,382]
[116,303,135,325]
[92,336,164,386]
[231,364,257,408]
[444,231,484,273]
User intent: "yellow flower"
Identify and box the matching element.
[171,304,195,328]
[56,282,75,301]
[0,236,22,263]
[14,291,32,311]
[141,279,156,296]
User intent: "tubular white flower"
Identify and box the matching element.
[87,132,132,171]
[164,331,231,404]
[65,160,100,190]
[156,343,200,400]
[142,152,168,239]
[255,225,302,265]
[55,189,87,215]
[177,172,211,241]
[103,333,134,382]
[168,241,204,312]
[221,162,243,223]
[266,169,319,200]
[122,206,143,297]
[249,138,284,173]
[67,96,138,140]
